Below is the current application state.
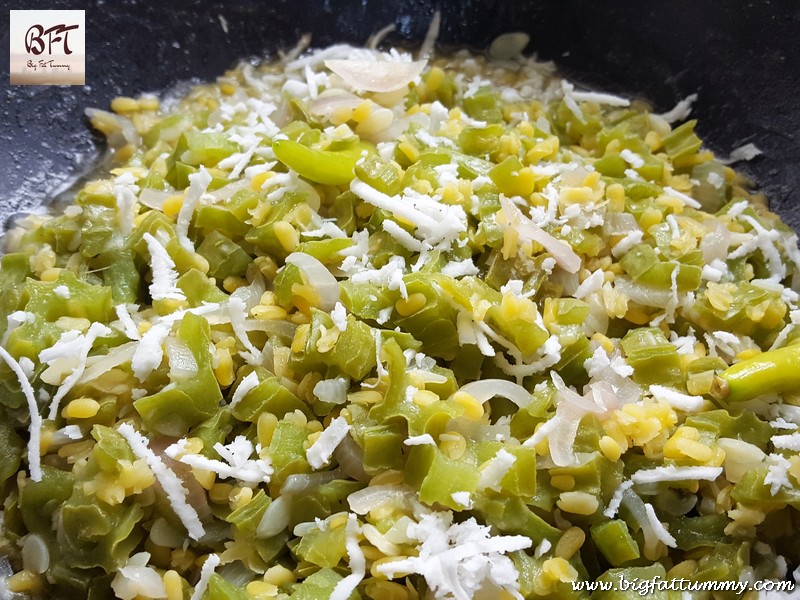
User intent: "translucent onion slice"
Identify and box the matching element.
[284,252,340,311]
[230,276,267,312]
[406,368,448,385]
[621,491,675,556]
[85,108,139,147]
[534,376,612,467]
[138,188,172,211]
[457,378,533,408]
[499,196,581,273]
[324,59,427,93]
[207,179,250,202]
[546,397,585,467]
[111,553,166,600]
[281,470,344,496]
[602,212,638,236]
[257,495,291,538]
[417,10,440,59]
[21,534,49,574]
[257,470,346,537]
[347,484,413,515]
[488,32,530,60]
[586,380,619,413]
[309,91,364,118]
[77,341,138,385]
[700,222,731,263]
[256,469,344,538]
[333,435,370,482]
[313,377,348,405]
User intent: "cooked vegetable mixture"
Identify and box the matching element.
[1,40,800,600]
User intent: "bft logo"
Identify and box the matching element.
[10,10,85,85]
[25,23,80,56]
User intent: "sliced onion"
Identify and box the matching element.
[41,356,79,385]
[499,196,581,273]
[138,188,173,210]
[603,212,639,236]
[584,291,609,336]
[324,59,427,93]
[418,10,440,59]
[150,438,212,521]
[586,380,618,412]
[231,276,267,312]
[165,337,198,377]
[366,22,397,50]
[718,438,765,483]
[284,252,340,311]
[489,32,530,61]
[333,435,370,482]
[149,517,185,549]
[257,470,345,537]
[620,490,664,559]
[457,379,533,408]
[406,368,448,385]
[546,402,584,467]
[85,108,139,147]
[309,91,363,118]
[549,268,580,296]
[555,374,607,415]
[362,523,403,555]
[22,533,49,574]
[700,222,731,263]
[293,520,322,537]
[261,342,275,373]
[77,341,137,384]
[281,470,344,495]
[207,178,250,202]
[590,366,642,407]
[347,484,413,515]
[111,553,166,600]
[535,375,613,467]
[314,377,349,405]
[257,495,291,538]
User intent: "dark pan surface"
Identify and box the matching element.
[1,0,799,231]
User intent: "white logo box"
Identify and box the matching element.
[9,9,85,85]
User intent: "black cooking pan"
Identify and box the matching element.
[1,0,799,234]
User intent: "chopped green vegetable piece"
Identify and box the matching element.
[273,138,372,186]
[134,313,222,436]
[621,327,682,386]
[590,520,640,566]
[207,574,249,600]
[197,230,251,280]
